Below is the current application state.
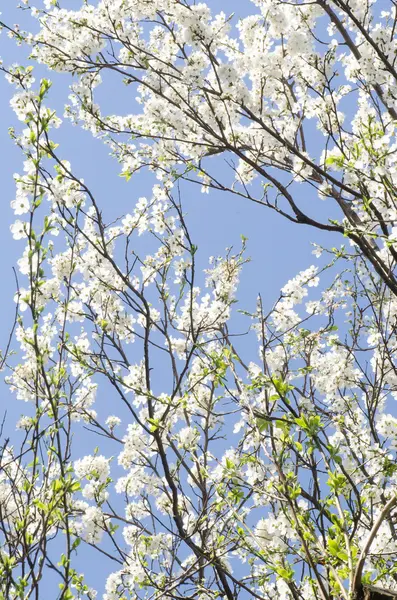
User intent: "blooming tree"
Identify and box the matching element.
[2,1,397,599]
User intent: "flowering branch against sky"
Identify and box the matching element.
[2,2,397,600]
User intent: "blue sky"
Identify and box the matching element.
[0,0,338,332]
[0,0,340,488]
[0,0,342,482]
[0,1,342,596]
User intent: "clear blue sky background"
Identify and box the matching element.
[0,0,341,480]
[0,0,338,342]
[0,1,341,595]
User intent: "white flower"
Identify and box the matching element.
[176,426,199,450]
[10,220,27,240]
[106,415,121,430]
[16,416,33,430]
[11,195,30,215]
[74,455,110,482]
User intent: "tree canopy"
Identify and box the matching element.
[2,2,397,600]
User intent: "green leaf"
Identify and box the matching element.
[327,471,347,493]
[225,458,235,470]
[147,417,160,432]
[271,377,294,397]
[52,479,63,492]
[276,566,294,581]
[328,539,340,557]
[256,417,269,432]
